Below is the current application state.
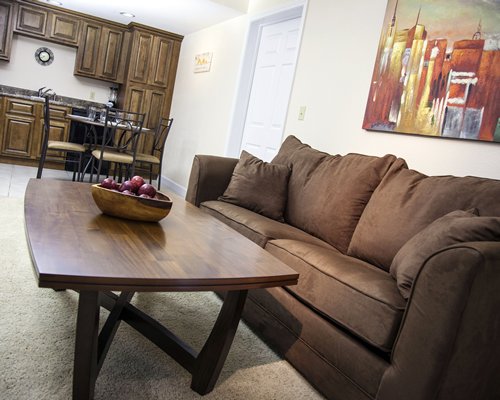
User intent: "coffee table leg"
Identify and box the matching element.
[73,291,100,400]
[191,289,248,395]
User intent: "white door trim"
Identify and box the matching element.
[225,1,307,158]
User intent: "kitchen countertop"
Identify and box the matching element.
[0,84,107,111]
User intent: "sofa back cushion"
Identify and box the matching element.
[219,150,291,221]
[348,166,500,270]
[272,136,399,253]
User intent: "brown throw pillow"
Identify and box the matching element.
[390,209,500,299]
[218,151,291,221]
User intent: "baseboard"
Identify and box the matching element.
[160,175,186,198]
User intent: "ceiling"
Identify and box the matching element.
[37,0,249,36]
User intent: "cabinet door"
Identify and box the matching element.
[2,114,36,159]
[75,21,101,76]
[38,119,69,159]
[125,86,148,115]
[96,26,124,81]
[15,4,47,37]
[125,86,166,127]
[129,32,154,84]
[146,89,166,128]
[0,0,14,61]
[32,104,71,159]
[47,105,71,142]
[140,89,165,152]
[148,36,173,87]
[49,12,80,45]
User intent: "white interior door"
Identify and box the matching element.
[239,17,301,161]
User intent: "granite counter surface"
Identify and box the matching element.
[0,85,106,111]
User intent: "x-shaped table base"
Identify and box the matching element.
[73,290,248,399]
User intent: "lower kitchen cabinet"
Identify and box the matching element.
[0,96,71,167]
[121,85,167,154]
[2,113,36,159]
[0,97,37,160]
[33,104,71,159]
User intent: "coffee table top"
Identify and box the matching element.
[24,179,298,292]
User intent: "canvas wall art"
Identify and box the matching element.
[363,0,500,142]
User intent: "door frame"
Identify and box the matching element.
[225,1,308,158]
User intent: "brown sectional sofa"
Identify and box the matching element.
[185,135,500,400]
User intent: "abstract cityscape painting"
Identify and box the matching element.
[363,0,500,142]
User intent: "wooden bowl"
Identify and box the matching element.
[91,184,173,222]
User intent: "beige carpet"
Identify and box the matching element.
[0,197,323,399]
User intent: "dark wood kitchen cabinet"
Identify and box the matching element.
[0,97,37,160]
[122,85,168,152]
[120,24,182,129]
[0,96,71,166]
[0,0,15,60]
[33,103,71,160]
[74,20,130,83]
[128,30,178,88]
[49,11,80,45]
[15,1,80,46]
[123,86,167,127]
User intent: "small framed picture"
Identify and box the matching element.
[194,52,213,73]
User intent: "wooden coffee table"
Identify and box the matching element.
[24,179,298,400]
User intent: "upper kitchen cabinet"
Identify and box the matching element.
[15,2,80,46]
[0,0,15,60]
[120,24,182,128]
[49,10,80,45]
[74,21,130,83]
[127,25,181,88]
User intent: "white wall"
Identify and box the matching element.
[164,0,500,193]
[164,14,249,190]
[0,36,110,103]
[164,0,298,191]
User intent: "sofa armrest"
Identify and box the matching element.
[377,241,500,400]
[185,154,239,207]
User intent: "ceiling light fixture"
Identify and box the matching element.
[120,11,135,18]
[46,0,63,5]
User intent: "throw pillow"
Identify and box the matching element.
[390,209,500,299]
[218,150,291,221]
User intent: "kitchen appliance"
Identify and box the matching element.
[108,86,118,108]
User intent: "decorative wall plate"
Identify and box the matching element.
[35,47,54,66]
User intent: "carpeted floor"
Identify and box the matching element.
[0,197,323,399]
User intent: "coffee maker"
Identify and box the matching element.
[108,86,118,108]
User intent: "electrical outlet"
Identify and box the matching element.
[298,106,306,121]
[89,90,96,100]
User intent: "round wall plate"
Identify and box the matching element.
[35,47,54,66]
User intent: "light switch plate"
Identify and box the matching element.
[298,106,306,121]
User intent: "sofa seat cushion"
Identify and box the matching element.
[266,239,406,352]
[272,135,400,253]
[200,200,335,249]
[348,165,500,270]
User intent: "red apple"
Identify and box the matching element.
[139,193,151,198]
[121,190,134,196]
[118,180,135,193]
[101,177,116,189]
[131,175,145,190]
[138,183,156,198]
